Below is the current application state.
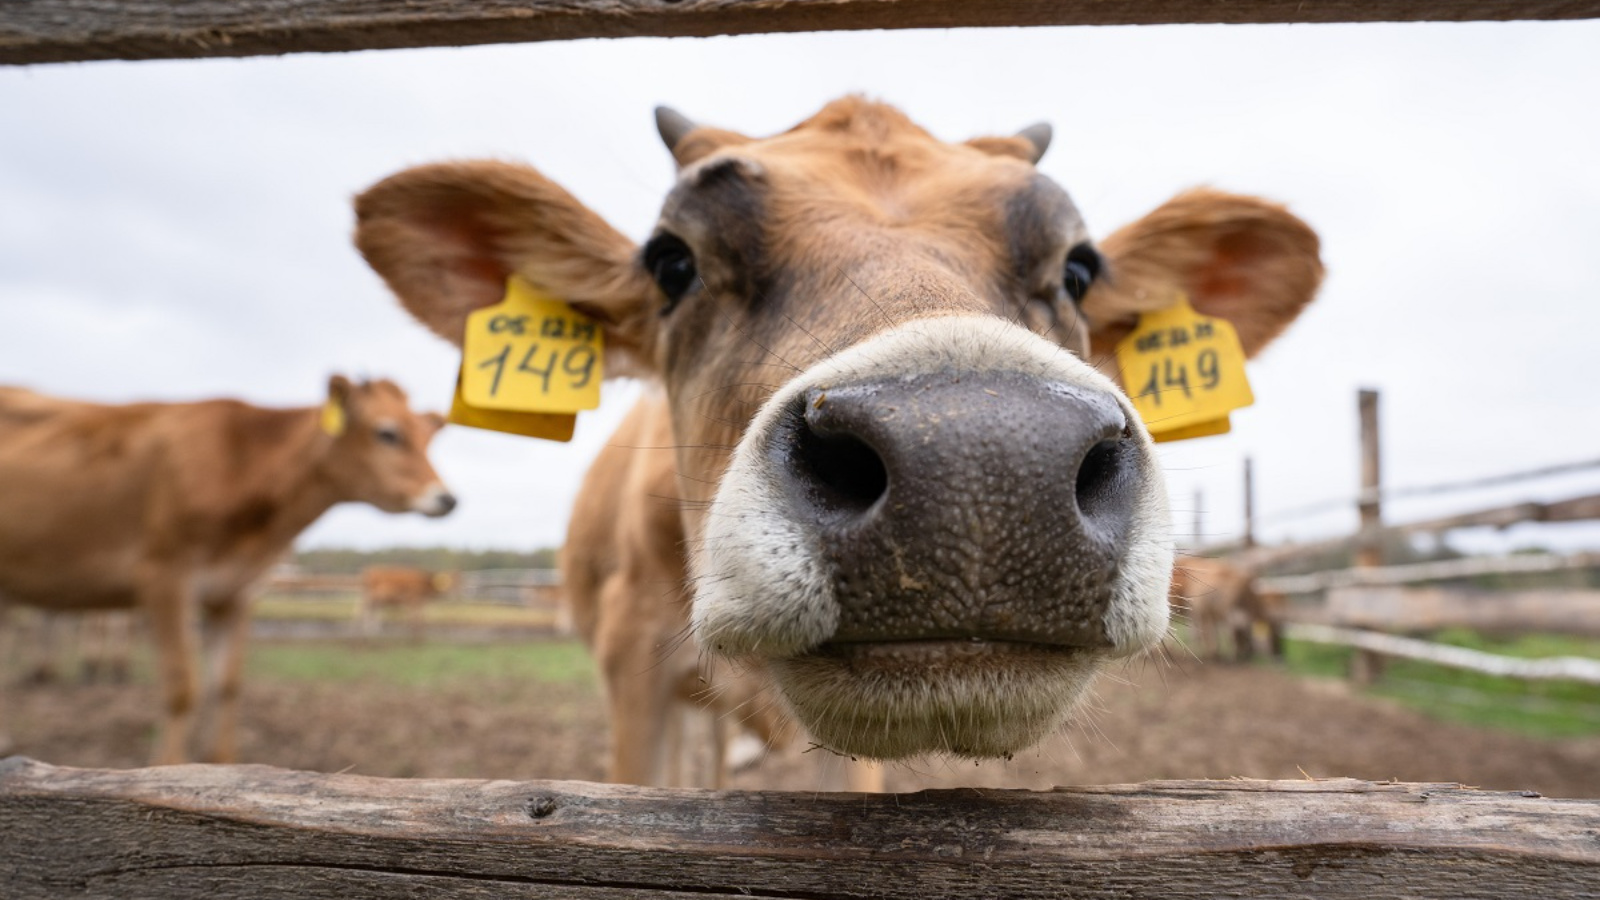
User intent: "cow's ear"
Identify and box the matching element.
[421,412,447,435]
[327,374,353,405]
[354,161,658,375]
[1082,188,1323,371]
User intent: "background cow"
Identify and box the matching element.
[0,376,455,763]
[1170,555,1287,663]
[358,565,453,639]
[356,97,1321,777]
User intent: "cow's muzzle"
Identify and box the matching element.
[769,371,1135,648]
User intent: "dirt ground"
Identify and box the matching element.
[5,642,1598,798]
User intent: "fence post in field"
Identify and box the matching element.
[1242,457,1257,549]
[1352,388,1387,683]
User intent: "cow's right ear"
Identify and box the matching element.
[353,161,659,375]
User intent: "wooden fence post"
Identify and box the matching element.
[1352,388,1387,683]
[1243,457,1257,549]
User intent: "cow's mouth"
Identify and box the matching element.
[809,638,1092,668]
[768,638,1108,760]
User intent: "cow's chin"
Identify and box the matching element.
[766,640,1106,761]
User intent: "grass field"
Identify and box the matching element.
[245,639,596,688]
[1280,630,1600,738]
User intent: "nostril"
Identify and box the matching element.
[790,415,889,519]
[1074,439,1128,524]
[437,493,458,514]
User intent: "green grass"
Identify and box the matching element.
[1279,631,1600,739]
[244,639,596,689]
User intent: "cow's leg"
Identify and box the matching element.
[595,577,682,786]
[22,612,66,685]
[106,611,134,683]
[140,573,199,765]
[198,597,252,763]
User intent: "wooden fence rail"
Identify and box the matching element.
[5,1,1600,65]
[1261,552,1600,595]
[1288,624,1600,684]
[3,758,1598,899]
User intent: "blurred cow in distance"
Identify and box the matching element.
[0,376,455,763]
[356,97,1321,787]
[1170,554,1287,663]
[358,565,454,639]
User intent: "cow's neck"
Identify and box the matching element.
[207,407,348,563]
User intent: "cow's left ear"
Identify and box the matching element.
[1081,188,1323,372]
[421,412,447,434]
[354,161,659,376]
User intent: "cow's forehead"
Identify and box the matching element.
[661,99,1083,248]
[352,380,410,415]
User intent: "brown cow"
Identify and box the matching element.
[1169,554,1287,662]
[0,376,454,763]
[355,97,1321,775]
[358,565,452,638]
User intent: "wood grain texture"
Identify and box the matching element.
[4,0,1600,65]
[3,757,1598,898]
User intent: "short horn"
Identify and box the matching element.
[1015,122,1052,164]
[655,106,698,152]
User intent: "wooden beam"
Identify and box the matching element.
[4,1,1600,66]
[1397,492,1600,534]
[1261,551,1600,594]
[1289,623,1600,683]
[1309,585,1600,637]
[3,758,1598,898]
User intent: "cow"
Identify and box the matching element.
[0,376,455,763]
[354,96,1322,780]
[357,565,452,638]
[562,408,801,786]
[1170,554,1287,663]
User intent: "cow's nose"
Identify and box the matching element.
[435,492,458,515]
[769,371,1138,647]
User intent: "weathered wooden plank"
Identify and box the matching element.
[3,757,1598,899]
[1261,552,1600,594]
[1289,623,1600,683]
[1398,492,1600,535]
[1308,585,1600,637]
[4,0,1600,66]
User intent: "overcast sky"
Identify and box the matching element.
[3,21,1598,554]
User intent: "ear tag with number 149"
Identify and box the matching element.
[1114,294,1252,442]
[448,276,603,442]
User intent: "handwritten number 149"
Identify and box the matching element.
[478,343,598,397]
[1139,349,1220,406]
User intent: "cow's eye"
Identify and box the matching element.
[374,426,403,447]
[1063,243,1102,304]
[643,234,697,312]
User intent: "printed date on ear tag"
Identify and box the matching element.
[1115,293,1251,441]
[448,276,602,442]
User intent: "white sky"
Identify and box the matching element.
[2,21,1598,554]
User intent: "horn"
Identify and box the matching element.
[1015,122,1053,164]
[654,106,698,152]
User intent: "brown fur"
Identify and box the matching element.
[356,98,1322,785]
[1169,555,1287,663]
[0,377,451,763]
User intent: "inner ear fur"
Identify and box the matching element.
[1083,188,1324,365]
[353,161,656,369]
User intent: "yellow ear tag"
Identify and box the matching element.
[448,276,603,442]
[319,397,346,437]
[1152,414,1231,444]
[1115,294,1252,440]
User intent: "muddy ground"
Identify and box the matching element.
[4,640,1598,798]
